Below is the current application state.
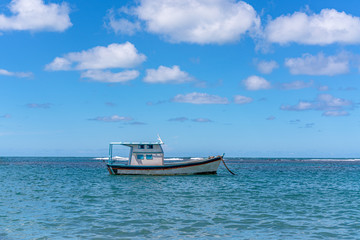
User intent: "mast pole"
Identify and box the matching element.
[108,143,113,164]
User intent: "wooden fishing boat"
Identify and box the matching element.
[106,138,223,175]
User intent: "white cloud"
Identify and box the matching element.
[172,92,229,104]
[106,9,141,35]
[46,42,146,71]
[281,94,353,116]
[45,57,72,71]
[0,0,72,32]
[281,80,313,90]
[243,75,271,90]
[0,68,33,78]
[318,85,329,91]
[233,95,253,104]
[81,70,139,83]
[192,118,212,123]
[109,18,141,35]
[143,65,192,84]
[265,9,360,45]
[89,115,133,122]
[322,111,349,117]
[317,94,352,108]
[132,0,260,44]
[285,52,349,76]
[256,60,278,74]
[281,101,313,111]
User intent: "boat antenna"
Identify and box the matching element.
[157,134,164,144]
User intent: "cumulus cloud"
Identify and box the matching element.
[143,65,193,84]
[233,95,253,104]
[317,94,352,108]
[172,92,229,104]
[0,68,33,78]
[108,18,141,36]
[113,0,260,44]
[81,70,139,83]
[106,9,141,35]
[285,52,349,76]
[46,42,146,71]
[281,94,352,116]
[281,80,313,90]
[45,57,72,71]
[256,60,278,74]
[242,75,271,90]
[0,0,72,32]
[265,9,360,45]
[89,115,133,122]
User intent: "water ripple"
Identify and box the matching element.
[1,158,360,239]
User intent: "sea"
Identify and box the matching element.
[1,157,360,239]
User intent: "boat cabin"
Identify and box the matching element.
[109,141,164,166]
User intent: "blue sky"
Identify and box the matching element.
[0,0,359,157]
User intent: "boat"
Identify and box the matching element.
[106,137,223,175]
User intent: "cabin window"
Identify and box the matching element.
[137,154,144,160]
[138,145,145,149]
[147,145,153,149]
[146,154,153,160]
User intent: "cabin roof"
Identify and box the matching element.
[110,141,163,145]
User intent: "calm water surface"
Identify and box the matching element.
[1,157,360,239]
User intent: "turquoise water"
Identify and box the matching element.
[1,157,360,239]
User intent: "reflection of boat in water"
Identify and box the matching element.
[106,137,223,175]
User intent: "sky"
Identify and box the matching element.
[0,0,359,157]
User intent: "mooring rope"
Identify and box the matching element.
[221,154,235,175]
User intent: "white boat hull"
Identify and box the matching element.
[107,156,222,175]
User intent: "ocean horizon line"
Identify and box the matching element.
[1,156,360,161]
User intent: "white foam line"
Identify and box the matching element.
[306,159,360,162]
